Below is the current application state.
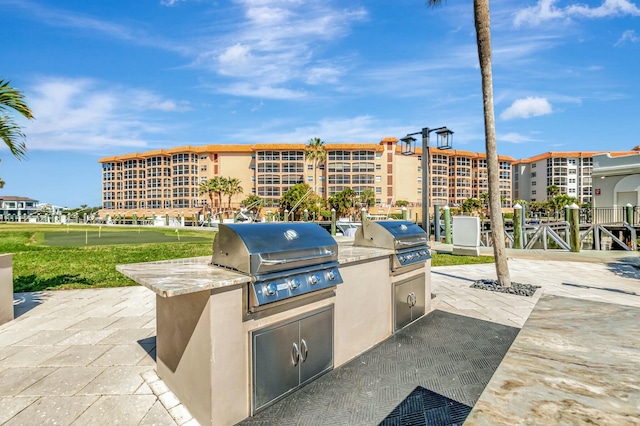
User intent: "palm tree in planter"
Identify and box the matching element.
[305,137,326,194]
[0,80,34,188]
[428,0,511,286]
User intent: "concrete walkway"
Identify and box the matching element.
[1,248,639,425]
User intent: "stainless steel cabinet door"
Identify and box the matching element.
[252,320,300,412]
[394,280,413,331]
[394,273,426,331]
[299,307,334,385]
[411,273,426,321]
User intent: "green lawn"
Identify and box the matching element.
[42,229,209,246]
[1,224,214,292]
[1,223,494,293]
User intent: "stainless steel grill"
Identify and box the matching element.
[212,223,343,310]
[354,220,430,273]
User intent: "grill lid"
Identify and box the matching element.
[354,220,428,250]
[212,223,339,275]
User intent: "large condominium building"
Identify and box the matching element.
[512,151,638,205]
[98,138,515,217]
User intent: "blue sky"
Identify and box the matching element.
[1,0,639,207]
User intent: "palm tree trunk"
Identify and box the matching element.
[474,0,512,286]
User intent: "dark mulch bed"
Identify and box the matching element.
[471,279,540,297]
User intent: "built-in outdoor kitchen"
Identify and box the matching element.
[116,220,431,426]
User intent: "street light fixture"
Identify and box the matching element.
[400,126,454,237]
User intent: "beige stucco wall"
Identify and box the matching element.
[0,254,14,326]
[334,257,393,366]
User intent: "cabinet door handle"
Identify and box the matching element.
[407,292,416,307]
[291,342,300,366]
[300,339,308,363]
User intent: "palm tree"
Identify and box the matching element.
[1,80,34,188]
[546,184,561,199]
[223,177,244,218]
[428,0,511,286]
[305,138,326,194]
[479,192,489,207]
[359,188,375,210]
[198,176,226,217]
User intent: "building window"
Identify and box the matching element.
[532,181,536,186]
[532,190,537,195]
[376,164,381,170]
[531,172,536,178]
[257,151,280,161]
[328,151,350,161]
[328,175,350,184]
[532,163,536,168]
[375,187,382,194]
[352,150,375,161]
[375,176,381,182]
[307,176,313,182]
[307,164,313,170]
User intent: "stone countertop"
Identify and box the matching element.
[465,294,640,425]
[116,244,393,298]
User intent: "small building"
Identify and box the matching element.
[0,196,39,220]
[591,152,640,223]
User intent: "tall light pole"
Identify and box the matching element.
[401,127,453,238]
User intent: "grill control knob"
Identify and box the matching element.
[398,255,405,262]
[288,278,301,290]
[263,283,278,297]
[309,274,320,285]
[406,253,414,261]
[326,270,336,281]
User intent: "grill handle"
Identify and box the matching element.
[300,339,308,363]
[395,238,428,246]
[259,250,336,265]
[291,342,300,366]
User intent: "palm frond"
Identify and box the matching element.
[0,80,34,120]
[0,116,28,159]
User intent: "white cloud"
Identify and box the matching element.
[514,0,640,27]
[499,133,539,144]
[217,83,307,100]
[566,0,640,18]
[500,97,553,120]
[615,29,640,45]
[305,66,342,85]
[161,0,187,6]
[195,2,367,98]
[21,77,188,152]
